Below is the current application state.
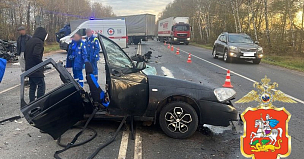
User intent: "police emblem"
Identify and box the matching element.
[236,76,296,159]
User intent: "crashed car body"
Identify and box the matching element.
[20,34,238,139]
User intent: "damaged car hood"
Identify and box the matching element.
[147,75,218,102]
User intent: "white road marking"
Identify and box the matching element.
[0,69,56,95]
[161,66,174,78]
[134,132,142,159]
[117,131,130,159]
[175,47,304,104]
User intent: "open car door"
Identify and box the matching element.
[20,59,89,139]
[98,34,149,116]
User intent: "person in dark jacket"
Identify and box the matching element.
[24,27,48,102]
[17,26,31,72]
[66,33,87,87]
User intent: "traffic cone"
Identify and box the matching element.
[223,70,233,88]
[171,45,174,52]
[168,44,170,49]
[187,53,192,63]
[176,47,180,55]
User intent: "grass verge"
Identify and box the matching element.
[190,42,213,50]
[262,55,304,72]
[44,43,60,53]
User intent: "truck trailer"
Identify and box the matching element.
[116,14,155,45]
[158,17,191,45]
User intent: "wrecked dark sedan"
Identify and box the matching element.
[20,34,238,139]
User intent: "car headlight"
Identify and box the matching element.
[214,88,236,102]
[187,38,190,41]
[229,46,239,52]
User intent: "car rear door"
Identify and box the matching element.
[20,59,88,139]
[98,35,149,116]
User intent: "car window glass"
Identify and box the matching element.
[229,35,253,43]
[101,36,133,69]
[175,25,190,31]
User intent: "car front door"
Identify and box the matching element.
[218,35,227,55]
[98,35,149,116]
[20,59,88,140]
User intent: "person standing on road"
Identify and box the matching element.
[85,28,100,80]
[24,27,48,102]
[17,26,31,73]
[66,33,88,87]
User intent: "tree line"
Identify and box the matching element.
[159,0,304,55]
[0,0,115,42]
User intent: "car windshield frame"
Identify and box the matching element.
[228,34,254,44]
[97,34,135,74]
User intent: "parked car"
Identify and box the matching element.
[212,32,263,64]
[20,34,238,139]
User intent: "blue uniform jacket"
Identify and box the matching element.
[85,36,100,62]
[0,58,7,83]
[66,41,87,70]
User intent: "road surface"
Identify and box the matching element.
[0,40,303,159]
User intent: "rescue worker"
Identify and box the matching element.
[66,33,87,87]
[0,58,7,83]
[85,28,100,80]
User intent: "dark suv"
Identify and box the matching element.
[212,33,263,64]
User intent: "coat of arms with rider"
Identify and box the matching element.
[236,76,296,159]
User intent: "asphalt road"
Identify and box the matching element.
[0,40,303,159]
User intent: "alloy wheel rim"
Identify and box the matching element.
[164,107,192,133]
[224,52,227,61]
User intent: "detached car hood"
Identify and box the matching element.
[147,75,218,102]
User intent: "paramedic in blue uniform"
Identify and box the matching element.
[66,33,87,87]
[85,28,100,80]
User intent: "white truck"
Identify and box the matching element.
[158,17,191,45]
[59,19,127,50]
[116,14,155,45]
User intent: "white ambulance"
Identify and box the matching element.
[59,19,127,50]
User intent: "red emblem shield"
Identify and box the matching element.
[241,107,291,159]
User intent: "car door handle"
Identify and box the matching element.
[29,107,41,117]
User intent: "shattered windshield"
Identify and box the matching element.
[101,36,133,69]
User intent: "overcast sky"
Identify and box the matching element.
[95,0,173,18]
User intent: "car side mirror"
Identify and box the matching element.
[135,61,146,71]
[255,41,259,44]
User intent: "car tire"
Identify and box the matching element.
[223,50,232,63]
[212,48,218,59]
[253,59,261,64]
[159,102,198,139]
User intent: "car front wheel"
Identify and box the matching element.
[212,48,218,59]
[224,50,232,63]
[159,102,198,139]
[253,59,261,64]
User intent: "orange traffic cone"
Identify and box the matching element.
[171,45,174,52]
[176,47,180,55]
[168,44,170,49]
[223,70,233,88]
[187,53,192,63]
